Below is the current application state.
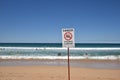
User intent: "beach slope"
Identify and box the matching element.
[0,66,120,80]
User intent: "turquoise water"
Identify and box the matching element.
[0,43,120,60]
[0,43,120,47]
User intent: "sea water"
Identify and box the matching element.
[0,43,120,60]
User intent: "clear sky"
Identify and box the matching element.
[0,0,120,43]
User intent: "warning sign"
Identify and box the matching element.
[62,28,75,48]
[64,32,72,41]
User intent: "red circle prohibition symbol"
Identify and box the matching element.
[64,32,72,41]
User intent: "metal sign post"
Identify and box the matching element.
[67,47,70,80]
[62,28,75,80]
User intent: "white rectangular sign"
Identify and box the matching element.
[62,28,75,48]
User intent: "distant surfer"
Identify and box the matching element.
[58,53,61,56]
[36,48,38,50]
[84,52,89,59]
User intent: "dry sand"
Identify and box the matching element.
[0,65,120,80]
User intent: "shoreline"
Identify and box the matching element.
[0,59,120,69]
[0,58,120,62]
[0,59,120,80]
[1,58,120,62]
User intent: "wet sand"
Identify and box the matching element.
[0,59,120,80]
[0,59,120,69]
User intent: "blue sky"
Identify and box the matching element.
[0,0,120,43]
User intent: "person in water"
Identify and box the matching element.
[58,53,61,56]
[84,52,89,59]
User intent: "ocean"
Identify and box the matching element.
[0,43,120,60]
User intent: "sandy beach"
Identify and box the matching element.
[0,59,120,80]
[0,66,120,80]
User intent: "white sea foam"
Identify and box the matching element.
[0,47,120,50]
[0,47,120,60]
[0,55,120,60]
